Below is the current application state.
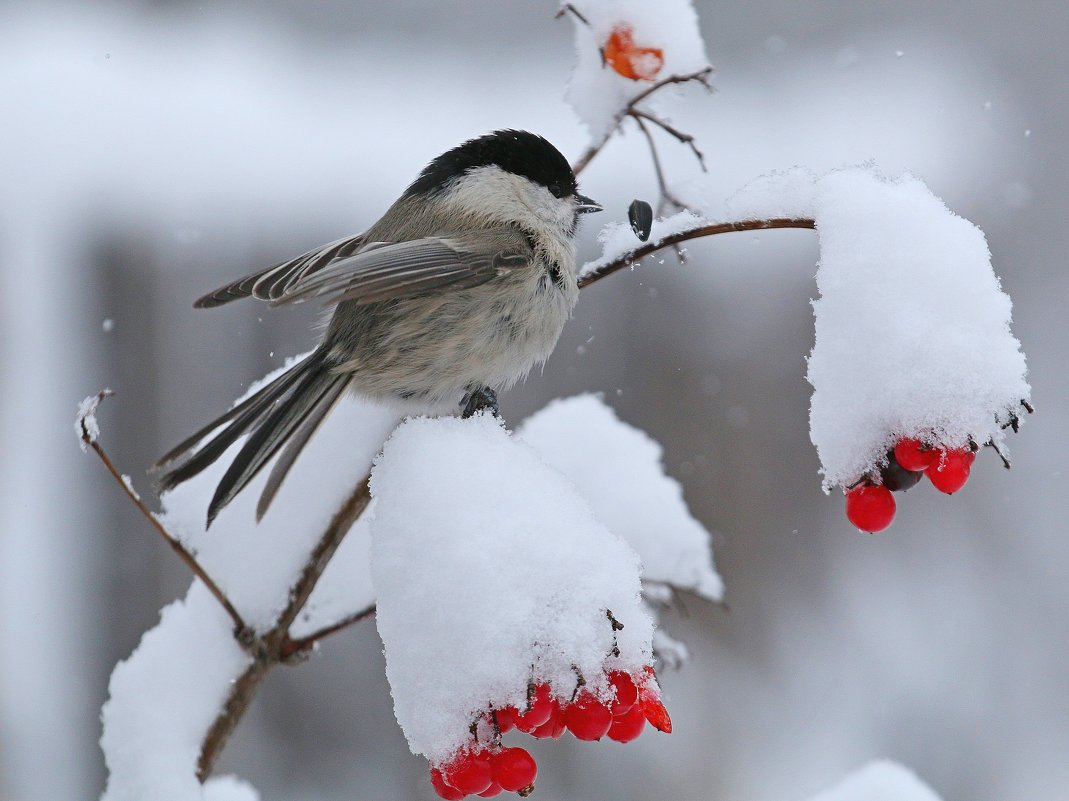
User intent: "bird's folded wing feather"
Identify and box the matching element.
[194,233,368,308]
[268,229,533,307]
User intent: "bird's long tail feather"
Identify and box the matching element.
[154,348,348,527]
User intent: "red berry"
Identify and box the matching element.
[926,448,976,494]
[640,693,673,733]
[607,671,638,716]
[493,707,516,734]
[430,767,467,800]
[603,24,665,81]
[443,751,493,796]
[491,747,538,792]
[607,702,646,743]
[564,690,613,741]
[477,782,502,798]
[894,438,936,472]
[514,684,554,731]
[528,703,566,739]
[844,484,896,533]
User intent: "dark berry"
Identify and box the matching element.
[880,457,923,492]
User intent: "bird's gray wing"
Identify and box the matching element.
[194,233,368,308]
[269,229,533,308]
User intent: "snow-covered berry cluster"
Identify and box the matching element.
[427,668,671,799]
[843,437,980,533]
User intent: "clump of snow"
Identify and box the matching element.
[202,776,260,801]
[563,0,711,141]
[100,582,252,801]
[726,166,820,220]
[518,394,722,601]
[807,167,1030,488]
[584,165,1030,492]
[369,413,653,764]
[807,761,943,801]
[158,353,399,632]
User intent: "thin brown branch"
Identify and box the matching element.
[196,473,373,780]
[196,660,271,782]
[274,475,373,635]
[627,66,714,112]
[279,604,377,661]
[631,109,707,173]
[577,217,817,289]
[571,67,714,176]
[554,3,590,25]
[632,115,686,217]
[78,390,248,635]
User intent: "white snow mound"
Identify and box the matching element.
[99,582,252,801]
[519,394,722,601]
[807,760,944,801]
[807,167,1030,488]
[369,413,653,764]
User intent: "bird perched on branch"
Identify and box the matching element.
[154,129,601,526]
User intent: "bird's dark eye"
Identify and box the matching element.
[548,182,564,198]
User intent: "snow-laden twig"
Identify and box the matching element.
[78,387,377,781]
[77,390,248,636]
[577,217,818,288]
[196,472,372,780]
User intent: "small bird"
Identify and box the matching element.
[154,129,601,526]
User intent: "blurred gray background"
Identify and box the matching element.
[1,1,1066,799]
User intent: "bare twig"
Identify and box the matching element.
[275,476,372,634]
[78,390,248,636]
[631,109,707,173]
[554,3,590,25]
[987,440,1012,470]
[279,604,377,661]
[578,217,818,289]
[571,67,714,176]
[196,660,270,782]
[632,115,687,217]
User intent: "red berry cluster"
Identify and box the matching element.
[428,668,671,799]
[844,437,978,533]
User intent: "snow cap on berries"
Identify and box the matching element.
[369,413,654,763]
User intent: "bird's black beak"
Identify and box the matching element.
[575,193,603,214]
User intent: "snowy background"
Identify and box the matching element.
[2,1,1066,800]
